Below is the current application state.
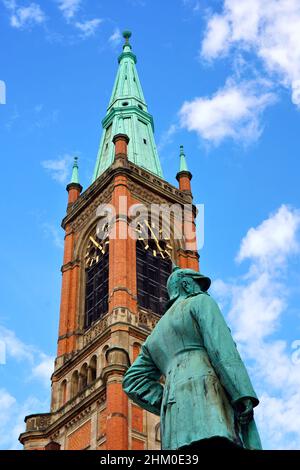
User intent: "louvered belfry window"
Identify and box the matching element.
[84,247,109,328]
[136,240,172,316]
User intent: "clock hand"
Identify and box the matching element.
[89,236,101,248]
[144,220,165,257]
[89,236,105,254]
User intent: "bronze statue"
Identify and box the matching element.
[123,267,262,450]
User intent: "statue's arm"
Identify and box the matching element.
[122,343,163,416]
[192,294,259,408]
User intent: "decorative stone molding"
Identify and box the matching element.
[82,316,109,347]
[138,308,160,330]
[127,165,191,204]
[109,286,137,301]
[65,406,92,430]
[96,392,107,407]
[81,308,138,348]
[101,347,130,383]
[50,430,60,441]
[61,259,81,273]
[25,414,52,432]
[68,184,114,233]
[105,346,130,367]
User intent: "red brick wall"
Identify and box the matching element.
[67,420,91,450]
[57,224,79,356]
[178,174,191,192]
[132,438,145,450]
[132,404,143,433]
[132,343,140,361]
[106,382,128,449]
[98,408,107,440]
[109,176,138,313]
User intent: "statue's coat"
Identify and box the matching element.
[123,292,261,450]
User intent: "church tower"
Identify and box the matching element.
[19,32,199,450]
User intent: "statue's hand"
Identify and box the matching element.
[235,398,254,425]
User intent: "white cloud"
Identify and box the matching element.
[179,79,276,144]
[74,18,102,38]
[0,325,54,387]
[32,355,54,387]
[0,326,34,363]
[182,0,201,12]
[0,389,16,429]
[201,0,300,108]
[201,15,231,59]
[42,223,64,249]
[0,80,6,105]
[55,0,102,39]
[2,0,16,10]
[256,392,300,450]
[41,154,74,184]
[212,204,300,448]
[157,123,178,151]
[0,388,20,449]
[220,273,285,344]
[7,3,46,29]
[109,28,122,47]
[0,326,53,448]
[57,0,81,20]
[0,390,49,449]
[34,103,43,113]
[237,205,300,266]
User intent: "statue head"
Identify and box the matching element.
[166,267,211,306]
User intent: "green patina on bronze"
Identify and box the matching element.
[70,156,80,184]
[123,267,262,450]
[92,31,163,181]
[179,145,189,172]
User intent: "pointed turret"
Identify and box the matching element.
[176,145,192,192]
[66,156,82,206]
[71,156,80,184]
[179,145,189,172]
[93,31,163,181]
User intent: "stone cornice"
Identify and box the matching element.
[20,386,107,445]
[53,308,159,379]
[62,161,192,231]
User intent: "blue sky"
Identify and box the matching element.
[0,0,300,450]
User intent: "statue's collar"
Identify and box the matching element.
[164,291,209,313]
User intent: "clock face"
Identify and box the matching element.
[85,225,109,268]
[135,220,173,259]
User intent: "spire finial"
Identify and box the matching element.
[122,30,132,45]
[71,156,80,184]
[117,30,136,63]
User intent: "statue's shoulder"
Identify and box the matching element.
[186,291,209,307]
[188,291,220,311]
[188,291,210,301]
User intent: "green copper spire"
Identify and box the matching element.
[92,31,163,181]
[71,156,80,184]
[179,145,189,172]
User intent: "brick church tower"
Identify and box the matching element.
[19,32,199,450]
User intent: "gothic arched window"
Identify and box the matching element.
[60,379,67,407]
[84,233,109,329]
[88,355,97,384]
[79,363,88,391]
[136,239,172,316]
[71,370,79,398]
